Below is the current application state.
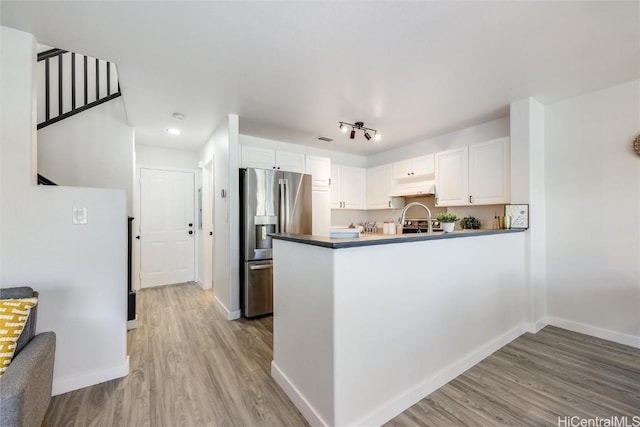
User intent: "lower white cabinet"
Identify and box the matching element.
[330,165,365,209]
[435,137,510,207]
[311,187,330,236]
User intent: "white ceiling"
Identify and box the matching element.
[1,1,638,155]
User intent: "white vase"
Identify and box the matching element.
[442,222,455,233]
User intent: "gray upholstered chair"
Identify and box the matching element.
[0,287,56,427]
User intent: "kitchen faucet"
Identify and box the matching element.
[399,202,433,234]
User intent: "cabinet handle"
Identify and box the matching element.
[388,200,391,208]
[272,166,276,169]
[277,167,281,170]
[435,197,439,205]
[328,178,331,186]
[469,195,473,204]
[411,172,415,175]
[407,172,411,176]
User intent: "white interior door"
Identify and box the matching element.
[140,168,195,288]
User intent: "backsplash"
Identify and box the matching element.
[331,195,506,230]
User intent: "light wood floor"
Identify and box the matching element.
[46,283,639,426]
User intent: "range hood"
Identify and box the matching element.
[389,180,437,197]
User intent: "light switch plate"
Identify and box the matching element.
[73,207,88,225]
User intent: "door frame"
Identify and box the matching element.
[200,158,215,290]
[134,165,197,290]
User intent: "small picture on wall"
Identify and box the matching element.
[505,204,529,229]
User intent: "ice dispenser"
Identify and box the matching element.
[254,216,277,259]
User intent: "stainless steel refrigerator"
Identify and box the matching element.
[240,168,312,317]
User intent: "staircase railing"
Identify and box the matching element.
[37,48,121,130]
[37,174,58,186]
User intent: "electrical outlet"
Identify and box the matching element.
[73,207,88,225]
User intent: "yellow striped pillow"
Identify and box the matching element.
[0,297,38,376]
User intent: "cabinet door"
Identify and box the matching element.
[367,164,392,209]
[311,187,330,236]
[469,137,510,205]
[305,156,331,188]
[241,146,275,169]
[412,154,435,177]
[342,167,365,209]
[392,159,412,180]
[275,151,305,173]
[329,164,342,209]
[435,147,468,206]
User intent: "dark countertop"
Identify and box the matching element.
[270,228,525,249]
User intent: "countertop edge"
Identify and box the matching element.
[271,228,526,249]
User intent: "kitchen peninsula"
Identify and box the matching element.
[270,228,526,427]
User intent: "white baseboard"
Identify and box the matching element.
[213,295,241,320]
[354,325,526,426]
[546,317,640,348]
[52,356,129,396]
[525,319,548,333]
[271,325,525,427]
[271,361,329,427]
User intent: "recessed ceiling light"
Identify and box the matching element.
[167,128,181,135]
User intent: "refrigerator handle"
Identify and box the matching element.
[284,179,291,233]
[279,178,286,233]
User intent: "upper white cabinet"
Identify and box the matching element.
[330,165,365,209]
[305,155,331,188]
[392,154,434,180]
[468,137,510,205]
[435,147,469,206]
[435,137,510,207]
[240,146,305,173]
[366,164,405,209]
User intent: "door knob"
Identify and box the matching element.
[135,235,140,240]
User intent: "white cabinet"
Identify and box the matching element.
[305,155,331,188]
[311,188,330,236]
[366,164,405,209]
[392,154,434,180]
[276,151,305,173]
[468,137,510,205]
[330,165,365,209]
[435,147,469,206]
[240,146,305,173]
[435,137,510,207]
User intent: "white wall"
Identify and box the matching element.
[135,144,199,170]
[0,26,128,394]
[199,115,241,319]
[367,117,510,167]
[37,97,135,216]
[545,80,640,345]
[510,98,547,332]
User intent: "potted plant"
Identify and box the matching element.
[436,212,458,233]
[460,216,481,230]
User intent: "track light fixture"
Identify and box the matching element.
[338,121,380,142]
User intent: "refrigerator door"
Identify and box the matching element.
[242,168,280,261]
[281,172,312,235]
[243,260,273,317]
